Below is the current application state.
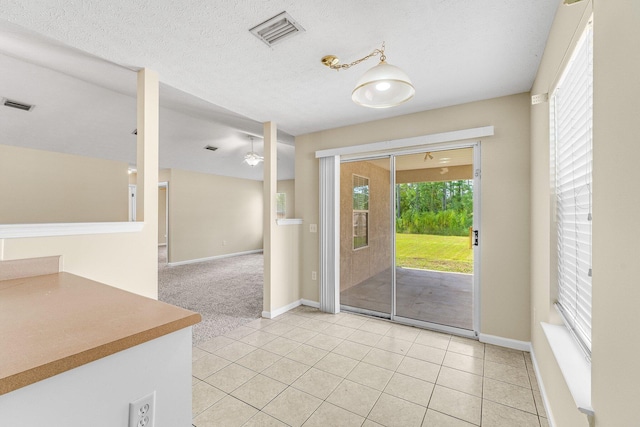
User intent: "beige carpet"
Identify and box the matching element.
[158,247,263,345]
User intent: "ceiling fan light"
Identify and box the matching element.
[244,151,263,167]
[352,61,415,108]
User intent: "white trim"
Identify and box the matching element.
[541,322,593,416]
[342,304,390,319]
[262,299,302,319]
[395,316,477,339]
[0,222,145,239]
[315,126,494,158]
[530,345,556,427]
[158,243,167,247]
[478,333,531,352]
[276,218,303,225]
[301,299,320,308]
[472,142,482,333]
[167,249,263,267]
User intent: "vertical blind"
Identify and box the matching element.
[551,23,593,353]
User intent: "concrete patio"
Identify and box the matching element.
[340,267,473,330]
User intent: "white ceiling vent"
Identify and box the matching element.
[3,98,34,111]
[250,12,305,47]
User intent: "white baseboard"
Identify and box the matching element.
[167,249,263,266]
[301,299,320,308]
[478,333,532,352]
[530,346,556,427]
[262,299,302,319]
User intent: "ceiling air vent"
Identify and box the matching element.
[250,12,305,47]
[204,145,218,151]
[3,98,34,111]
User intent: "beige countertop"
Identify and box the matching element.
[0,272,200,395]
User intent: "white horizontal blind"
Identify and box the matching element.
[551,23,593,353]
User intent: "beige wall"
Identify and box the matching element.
[0,144,129,224]
[530,1,640,425]
[296,93,531,341]
[340,160,391,291]
[530,1,640,426]
[591,3,640,425]
[166,168,263,263]
[263,122,300,315]
[0,69,159,299]
[277,179,295,219]
[529,2,592,426]
[158,187,167,245]
[397,165,473,184]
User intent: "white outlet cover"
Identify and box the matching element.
[129,391,156,427]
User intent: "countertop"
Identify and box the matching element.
[0,272,200,395]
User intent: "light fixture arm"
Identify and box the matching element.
[322,42,387,71]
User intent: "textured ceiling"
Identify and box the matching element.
[0,22,294,180]
[0,0,560,137]
[0,0,559,135]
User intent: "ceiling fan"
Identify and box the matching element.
[244,136,264,167]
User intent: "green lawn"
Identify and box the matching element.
[396,233,473,273]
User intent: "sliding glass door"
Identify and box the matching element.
[339,143,480,334]
[393,148,476,331]
[339,157,392,317]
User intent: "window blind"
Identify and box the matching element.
[551,23,593,353]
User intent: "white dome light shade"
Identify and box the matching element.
[352,61,415,108]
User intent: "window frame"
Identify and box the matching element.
[352,174,369,250]
[550,21,593,357]
[276,192,286,219]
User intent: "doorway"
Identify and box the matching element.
[158,182,168,265]
[338,144,479,335]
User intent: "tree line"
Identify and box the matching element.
[396,180,473,236]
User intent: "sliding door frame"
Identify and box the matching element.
[317,126,492,337]
[391,142,481,338]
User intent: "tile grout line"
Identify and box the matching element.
[194,309,546,427]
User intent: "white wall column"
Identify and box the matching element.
[263,122,277,315]
[136,68,159,293]
[136,69,159,224]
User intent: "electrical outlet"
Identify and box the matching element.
[310,224,317,233]
[311,271,317,280]
[129,391,155,427]
[222,240,227,246]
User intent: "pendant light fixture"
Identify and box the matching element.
[244,136,264,167]
[321,42,415,108]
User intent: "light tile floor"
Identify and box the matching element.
[192,306,548,427]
